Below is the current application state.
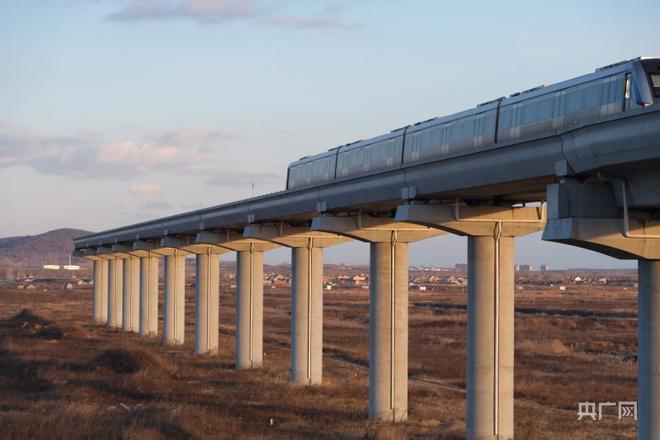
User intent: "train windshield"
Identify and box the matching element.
[652,74,660,97]
[653,74,660,88]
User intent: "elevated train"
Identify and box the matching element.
[286,57,660,190]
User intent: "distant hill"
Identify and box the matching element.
[0,228,93,269]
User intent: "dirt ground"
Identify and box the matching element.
[0,284,638,439]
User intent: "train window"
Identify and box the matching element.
[460,118,474,139]
[498,107,513,130]
[608,75,622,104]
[566,89,583,113]
[538,98,554,120]
[453,122,463,142]
[352,149,366,174]
[520,102,539,124]
[584,83,602,108]
[624,73,632,110]
[482,112,496,134]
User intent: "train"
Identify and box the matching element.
[286,57,660,190]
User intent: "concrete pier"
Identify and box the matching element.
[236,248,264,369]
[638,260,660,439]
[369,239,409,421]
[395,203,543,434]
[290,245,324,385]
[467,235,514,440]
[195,249,220,355]
[164,252,186,345]
[92,258,108,323]
[242,224,347,384]
[193,231,275,360]
[311,214,440,420]
[139,254,159,337]
[107,257,124,328]
[122,255,140,333]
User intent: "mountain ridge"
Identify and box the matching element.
[0,228,93,269]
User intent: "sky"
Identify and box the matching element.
[2,0,659,269]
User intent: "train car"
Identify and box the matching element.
[286,148,338,189]
[335,130,406,179]
[286,57,660,190]
[403,99,500,165]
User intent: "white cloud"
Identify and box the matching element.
[260,3,359,30]
[0,122,285,203]
[128,181,161,194]
[0,123,238,178]
[107,0,259,23]
[105,0,358,29]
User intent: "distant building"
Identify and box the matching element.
[540,264,550,272]
[265,274,290,286]
[444,276,467,286]
[43,265,60,270]
[517,264,532,272]
[63,265,80,271]
[455,263,468,270]
[428,275,442,283]
[352,274,368,285]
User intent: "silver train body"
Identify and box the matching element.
[286,57,660,190]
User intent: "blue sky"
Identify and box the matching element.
[2,0,658,268]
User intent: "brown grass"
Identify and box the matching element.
[0,283,639,439]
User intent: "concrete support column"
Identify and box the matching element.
[93,259,108,323]
[236,248,264,369]
[195,250,220,355]
[122,255,140,333]
[467,235,514,440]
[311,213,440,420]
[395,202,542,432]
[369,238,409,422]
[107,257,123,328]
[638,260,660,439]
[290,245,324,385]
[242,224,342,383]
[164,252,186,345]
[139,254,159,337]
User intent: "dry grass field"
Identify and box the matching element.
[0,283,638,439]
